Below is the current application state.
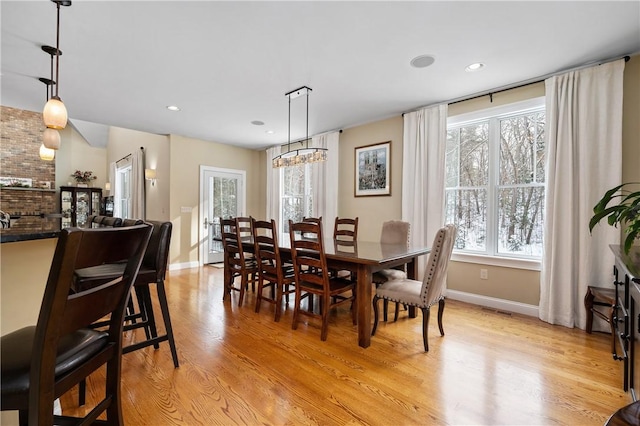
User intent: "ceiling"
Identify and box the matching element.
[2,1,639,150]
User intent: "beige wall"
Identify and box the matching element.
[338,116,404,240]
[0,238,57,335]
[622,55,640,241]
[55,125,107,191]
[107,126,170,221]
[168,134,262,267]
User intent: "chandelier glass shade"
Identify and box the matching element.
[272,148,327,168]
[39,144,55,161]
[42,127,61,149]
[272,86,327,169]
[43,97,67,130]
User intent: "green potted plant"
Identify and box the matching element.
[589,183,640,254]
[71,170,97,187]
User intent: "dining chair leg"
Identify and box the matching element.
[421,306,430,352]
[238,274,247,307]
[254,277,264,313]
[393,301,400,322]
[133,286,152,341]
[78,378,86,406]
[139,284,160,349]
[157,280,180,368]
[383,299,389,322]
[292,289,302,330]
[437,298,446,336]
[274,284,283,322]
[371,295,380,336]
[320,294,330,341]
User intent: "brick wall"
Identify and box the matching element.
[1,106,55,187]
[1,106,57,231]
[0,188,58,232]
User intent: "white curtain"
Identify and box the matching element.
[539,60,625,329]
[109,161,118,217]
[266,146,281,222]
[311,131,340,235]
[402,104,448,278]
[131,148,145,219]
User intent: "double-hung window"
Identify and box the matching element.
[114,164,132,219]
[444,98,545,263]
[280,164,313,233]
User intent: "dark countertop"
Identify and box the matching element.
[1,214,63,243]
[1,230,60,243]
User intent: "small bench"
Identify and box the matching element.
[584,285,616,353]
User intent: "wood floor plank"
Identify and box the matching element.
[58,265,629,425]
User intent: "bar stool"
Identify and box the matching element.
[584,285,616,353]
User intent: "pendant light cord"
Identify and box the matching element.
[54,1,61,98]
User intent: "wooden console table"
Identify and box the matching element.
[610,244,640,402]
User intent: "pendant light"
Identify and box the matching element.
[39,144,55,161]
[42,0,71,131]
[272,86,328,168]
[40,46,62,149]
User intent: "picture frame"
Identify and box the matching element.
[355,141,391,197]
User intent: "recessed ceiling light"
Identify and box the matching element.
[465,62,485,72]
[166,105,180,111]
[410,55,435,68]
[251,120,265,126]
[265,130,275,135]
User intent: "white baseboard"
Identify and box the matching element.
[168,261,199,271]
[445,289,539,317]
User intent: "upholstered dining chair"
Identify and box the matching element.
[221,217,258,306]
[1,224,151,425]
[289,220,356,341]
[372,224,456,351]
[252,218,296,322]
[372,220,411,320]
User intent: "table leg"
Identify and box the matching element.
[357,264,372,348]
[407,255,418,318]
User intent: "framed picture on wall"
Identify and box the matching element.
[354,141,391,197]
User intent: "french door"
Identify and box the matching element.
[200,166,246,264]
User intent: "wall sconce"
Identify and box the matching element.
[145,168,157,186]
[105,182,111,193]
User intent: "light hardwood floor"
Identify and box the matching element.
[61,265,629,425]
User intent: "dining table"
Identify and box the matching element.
[228,235,431,348]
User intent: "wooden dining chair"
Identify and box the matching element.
[0,224,151,425]
[372,224,456,351]
[221,217,258,306]
[373,220,411,320]
[334,217,358,241]
[252,218,296,322]
[289,220,356,341]
[332,217,359,279]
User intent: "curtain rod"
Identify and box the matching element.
[403,55,631,115]
[115,146,144,163]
